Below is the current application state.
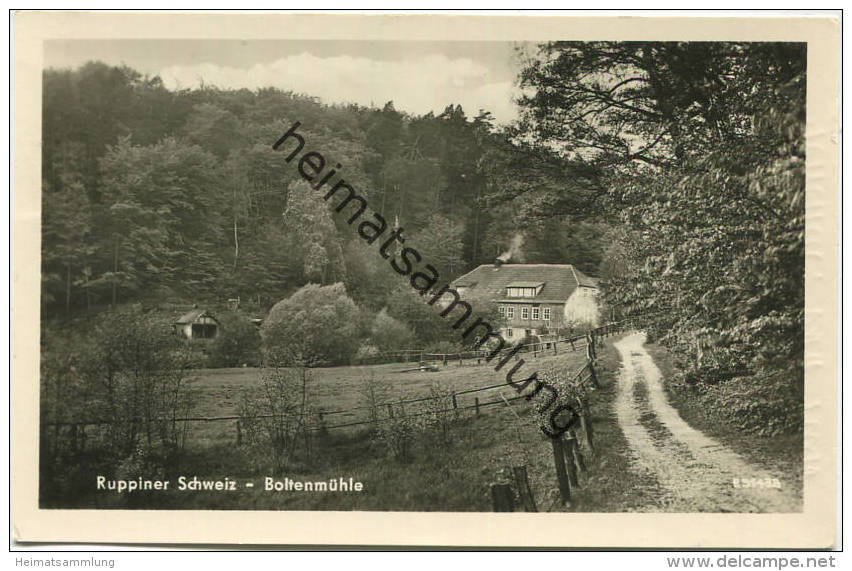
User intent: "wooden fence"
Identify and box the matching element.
[487,318,633,512]
[352,322,627,367]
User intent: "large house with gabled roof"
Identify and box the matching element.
[450,262,600,340]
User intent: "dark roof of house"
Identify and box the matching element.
[175,309,217,324]
[451,264,598,302]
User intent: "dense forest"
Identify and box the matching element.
[41,60,609,320]
[41,41,806,435]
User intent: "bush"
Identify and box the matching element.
[261,282,360,366]
[369,308,415,352]
[207,311,261,367]
[237,366,313,473]
[116,443,169,507]
[372,407,423,462]
[353,344,381,364]
[670,370,803,436]
[89,307,195,465]
[423,382,455,446]
[358,374,392,427]
[515,334,541,350]
[39,306,196,505]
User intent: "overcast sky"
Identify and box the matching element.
[44,40,532,123]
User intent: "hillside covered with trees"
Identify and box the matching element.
[41,61,610,322]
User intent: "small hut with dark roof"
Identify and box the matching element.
[174,308,219,340]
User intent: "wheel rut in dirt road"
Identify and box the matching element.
[612,332,801,513]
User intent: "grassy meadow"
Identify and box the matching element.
[74,340,638,512]
[182,347,591,445]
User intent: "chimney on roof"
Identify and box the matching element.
[495,251,511,268]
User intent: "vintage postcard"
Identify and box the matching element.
[11,11,840,548]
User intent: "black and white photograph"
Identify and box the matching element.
[12,11,840,548]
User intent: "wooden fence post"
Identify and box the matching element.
[569,428,587,473]
[512,465,538,512]
[387,404,395,419]
[550,437,571,503]
[577,397,595,454]
[304,426,312,465]
[452,393,458,410]
[474,397,480,417]
[588,362,600,389]
[490,483,515,512]
[563,435,579,488]
[236,420,242,447]
[317,412,328,437]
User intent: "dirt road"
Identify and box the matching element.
[613,333,801,513]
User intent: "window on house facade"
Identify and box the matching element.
[543,307,551,321]
[498,305,506,317]
[506,306,514,319]
[521,307,529,319]
[532,307,540,320]
[506,329,513,338]
[506,284,542,298]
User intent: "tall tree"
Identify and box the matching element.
[95,136,225,302]
[517,41,806,407]
[41,180,94,311]
[281,180,345,285]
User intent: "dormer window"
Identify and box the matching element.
[506,282,544,298]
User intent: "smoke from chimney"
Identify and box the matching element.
[496,233,525,264]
